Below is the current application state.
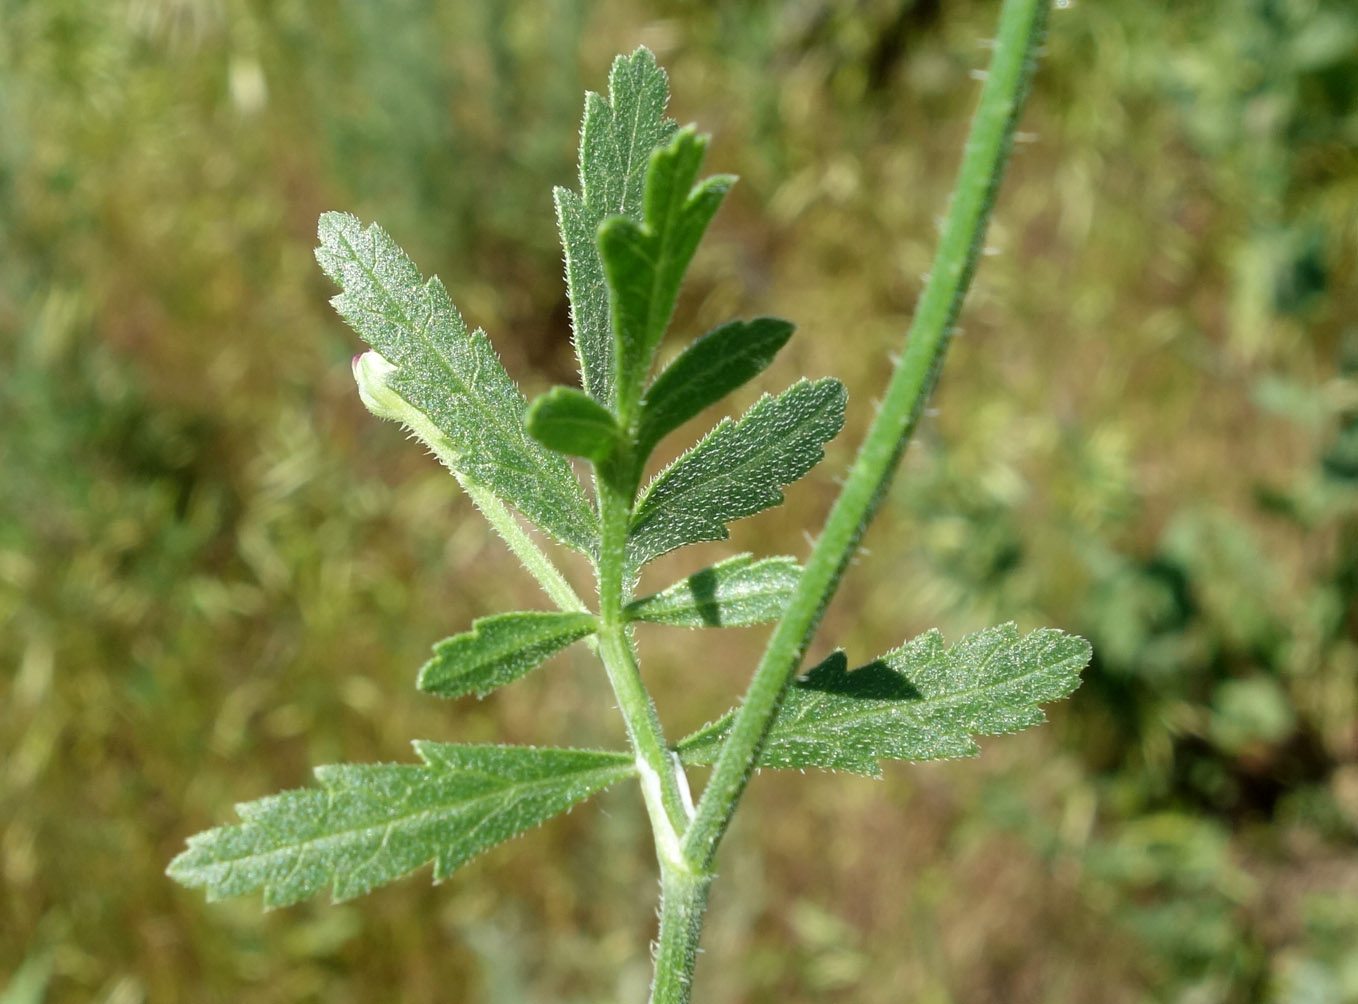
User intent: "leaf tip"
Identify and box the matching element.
[164,849,194,884]
[611,45,666,90]
[315,210,366,258]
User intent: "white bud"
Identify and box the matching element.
[351,350,406,423]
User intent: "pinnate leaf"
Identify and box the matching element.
[626,554,801,628]
[599,127,735,414]
[418,611,598,699]
[677,625,1090,776]
[316,212,596,555]
[558,48,677,405]
[167,743,633,908]
[636,317,794,459]
[627,377,847,571]
[525,386,624,464]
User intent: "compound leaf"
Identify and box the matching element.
[167,743,633,908]
[316,212,597,555]
[525,386,624,464]
[558,48,677,406]
[418,611,598,699]
[636,317,794,459]
[626,554,801,628]
[627,377,847,571]
[677,625,1090,776]
[600,127,735,415]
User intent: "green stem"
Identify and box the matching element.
[354,360,588,614]
[652,1,1053,994]
[650,867,713,1004]
[458,475,588,614]
[594,459,694,859]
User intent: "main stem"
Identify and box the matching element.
[594,458,694,859]
[649,1,1054,999]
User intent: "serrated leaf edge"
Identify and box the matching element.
[626,376,847,570]
[675,625,1090,775]
[167,744,635,907]
[317,212,598,555]
[417,610,599,699]
[625,554,802,627]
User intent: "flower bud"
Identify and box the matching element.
[351,350,407,423]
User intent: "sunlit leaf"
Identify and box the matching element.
[168,744,633,908]
[557,48,678,406]
[677,625,1089,776]
[418,611,598,699]
[316,212,597,554]
[636,317,794,459]
[526,386,624,464]
[599,128,734,415]
[626,554,801,628]
[627,378,846,571]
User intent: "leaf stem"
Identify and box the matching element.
[656,0,1053,992]
[458,475,589,614]
[355,360,589,614]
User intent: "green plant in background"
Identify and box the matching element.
[168,2,1088,999]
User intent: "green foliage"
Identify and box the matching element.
[627,377,847,570]
[167,743,633,908]
[157,30,1091,1004]
[315,211,597,556]
[6,1,1353,999]
[598,127,735,417]
[525,386,625,464]
[678,625,1089,776]
[417,611,598,699]
[172,47,871,920]
[557,48,678,407]
[636,317,794,457]
[626,554,802,628]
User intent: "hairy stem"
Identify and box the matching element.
[650,867,713,1004]
[686,0,1050,870]
[357,366,589,613]
[458,476,588,613]
[649,1,1054,998]
[594,461,694,858]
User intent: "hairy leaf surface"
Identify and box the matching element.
[316,212,596,554]
[627,378,847,571]
[558,48,677,406]
[418,611,598,699]
[636,317,794,459]
[626,554,801,628]
[677,625,1089,776]
[599,128,734,414]
[525,386,623,463]
[168,744,633,908]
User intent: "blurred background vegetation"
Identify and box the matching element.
[2,0,1356,1001]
